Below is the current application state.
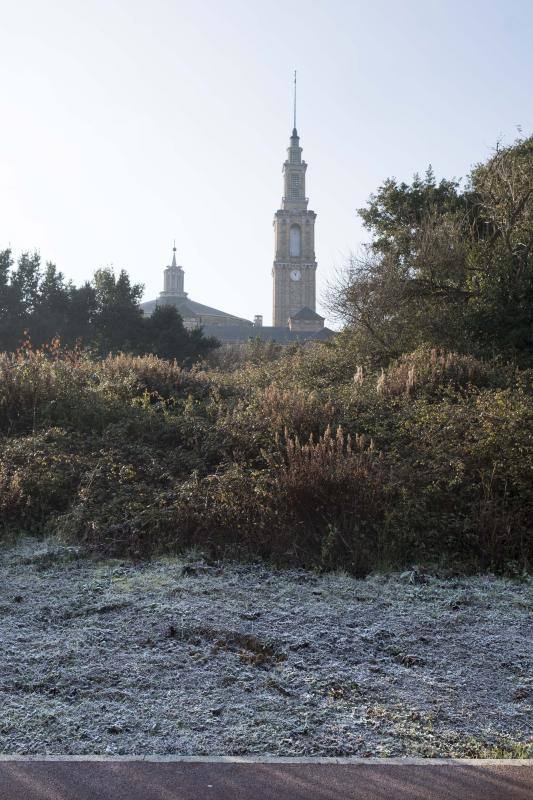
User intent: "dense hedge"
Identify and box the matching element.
[0,343,531,574]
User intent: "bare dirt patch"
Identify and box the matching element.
[0,539,531,757]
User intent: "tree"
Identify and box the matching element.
[143,304,218,364]
[92,267,144,353]
[330,206,471,363]
[330,137,533,365]
[0,249,12,314]
[32,262,71,345]
[10,251,41,316]
[66,282,97,345]
[0,254,217,362]
[465,137,533,361]
[358,167,465,262]
[0,250,42,349]
[0,249,18,350]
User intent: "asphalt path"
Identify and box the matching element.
[0,759,531,800]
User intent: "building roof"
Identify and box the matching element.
[200,324,336,344]
[140,294,253,325]
[289,306,325,321]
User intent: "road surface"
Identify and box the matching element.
[0,758,531,800]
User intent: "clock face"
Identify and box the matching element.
[290,269,301,282]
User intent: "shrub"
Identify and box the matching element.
[0,429,86,533]
[399,388,533,568]
[0,345,530,573]
[376,346,516,398]
[267,427,397,574]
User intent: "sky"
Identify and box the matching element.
[1,0,532,326]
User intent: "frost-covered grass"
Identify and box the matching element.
[0,539,531,757]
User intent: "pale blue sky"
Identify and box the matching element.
[1,0,531,324]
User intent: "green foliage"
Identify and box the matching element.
[0,429,84,532]
[358,167,465,260]
[91,267,144,354]
[144,305,219,364]
[332,136,533,366]
[465,137,533,361]
[0,344,530,574]
[0,254,217,365]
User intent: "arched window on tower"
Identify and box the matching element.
[289,224,301,257]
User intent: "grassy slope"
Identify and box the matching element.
[0,538,531,757]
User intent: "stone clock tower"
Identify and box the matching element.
[272,123,320,328]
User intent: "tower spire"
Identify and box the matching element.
[164,240,186,296]
[293,70,297,134]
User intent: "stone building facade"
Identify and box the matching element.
[140,247,253,331]
[272,127,322,332]
[141,118,331,343]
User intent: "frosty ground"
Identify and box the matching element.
[0,539,531,758]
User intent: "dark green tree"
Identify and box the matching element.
[464,137,533,362]
[32,262,71,345]
[0,254,218,361]
[331,137,533,365]
[358,167,465,261]
[66,282,97,345]
[143,304,218,364]
[0,249,17,350]
[10,251,41,316]
[0,250,42,348]
[92,267,144,353]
